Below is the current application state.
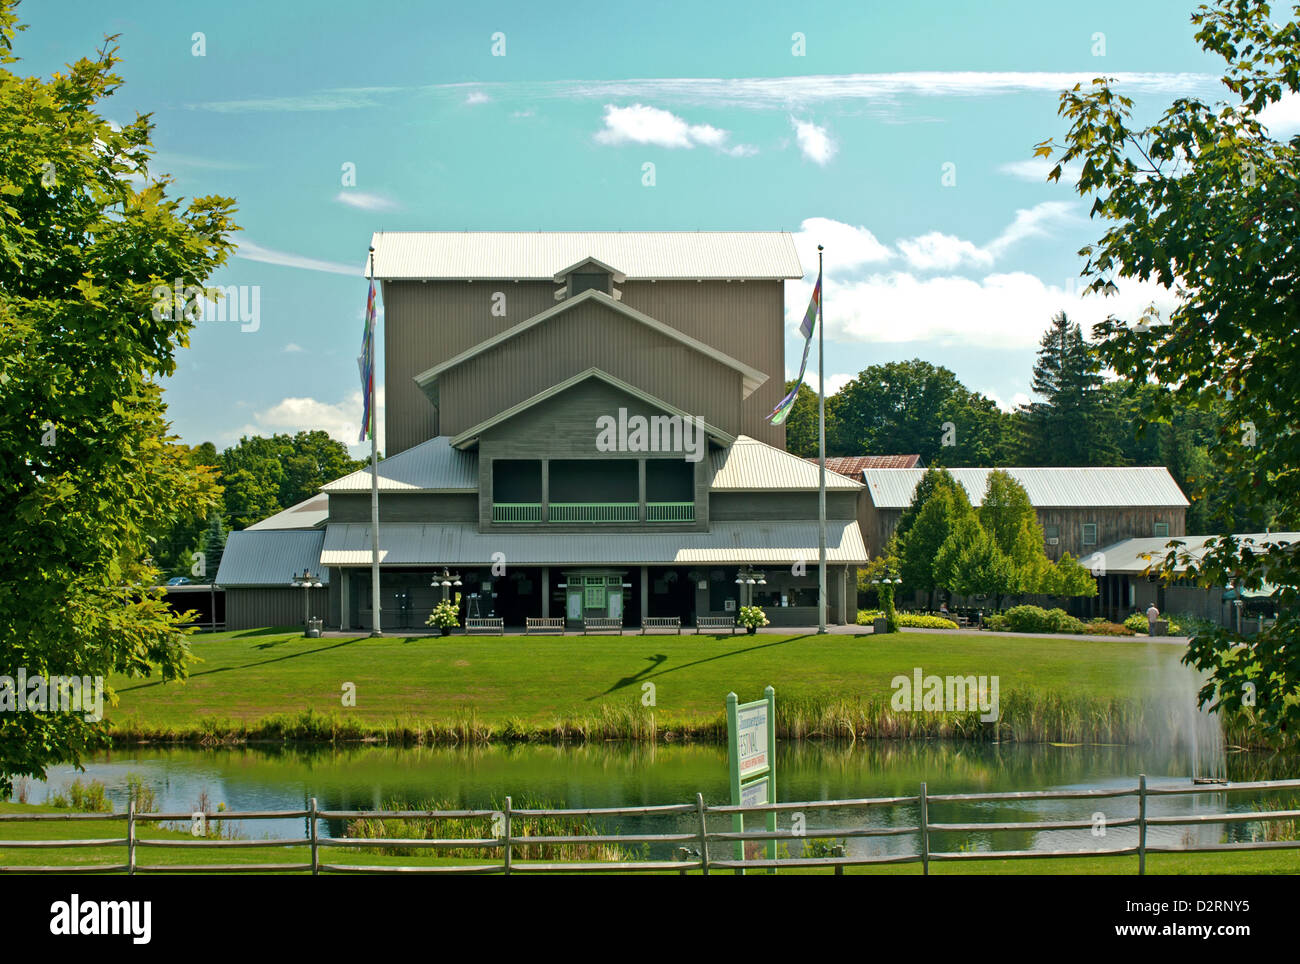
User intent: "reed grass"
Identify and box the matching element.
[104,692,1292,750]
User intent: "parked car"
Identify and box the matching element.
[166,576,192,586]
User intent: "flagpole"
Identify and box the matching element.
[817,244,827,634]
[368,245,383,638]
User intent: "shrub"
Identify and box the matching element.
[982,613,1009,631]
[1123,612,1187,635]
[738,605,770,629]
[897,613,960,630]
[991,605,1086,634]
[1085,618,1136,636]
[48,779,110,812]
[426,600,460,630]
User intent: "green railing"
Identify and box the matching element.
[492,503,542,523]
[647,502,695,523]
[548,502,639,523]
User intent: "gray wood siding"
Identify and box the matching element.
[438,299,742,437]
[477,377,711,533]
[382,278,787,455]
[709,491,859,521]
[225,588,312,630]
[864,503,1187,560]
[328,493,479,524]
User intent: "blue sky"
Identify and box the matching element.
[18,0,1297,456]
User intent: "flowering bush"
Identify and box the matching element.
[737,605,769,628]
[426,600,460,630]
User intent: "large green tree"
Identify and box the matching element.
[1017,313,1120,465]
[219,430,362,530]
[896,469,975,608]
[1039,0,1300,734]
[826,359,1015,465]
[0,8,237,790]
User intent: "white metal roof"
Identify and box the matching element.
[215,530,329,587]
[322,437,478,493]
[246,494,329,531]
[861,467,1189,509]
[368,231,804,281]
[1087,532,1300,575]
[320,520,867,566]
[711,436,863,491]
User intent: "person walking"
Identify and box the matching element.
[1146,602,1160,635]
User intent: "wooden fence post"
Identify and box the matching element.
[919,782,930,877]
[309,797,319,876]
[503,796,512,877]
[832,843,845,876]
[127,799,136,876]
[695,792,710,876]
[1137,774,1147,876]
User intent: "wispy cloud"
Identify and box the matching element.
[283,343,305,353]
[334,190,400,212]
[998,158,1078,182]
[465,90,491,105]
[791,118,835,165]
[593,103,756,155]
[235,240,361,276]
[189,87,403,113]
[230,388,385,456]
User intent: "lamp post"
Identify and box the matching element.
[733,565,767,608]
[870,570,900,616]
[431,567,462,604]
[291,569,323,636]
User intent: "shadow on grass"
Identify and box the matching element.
[115,637,366,693]
[592,634,814,699]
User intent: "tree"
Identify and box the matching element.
[1038,0,1300,733]
[897,469,974,608]
[219,431,363,530]
[1042,553,1100,599]
[0,7,236,791]
[979,470,1050,599]
[942,523,1015,605]
[199,511,226,581]
[1017,313,1120,465]
[827,359,1013,465]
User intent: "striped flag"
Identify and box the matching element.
[357,277,376,442]
[766,268,821,425]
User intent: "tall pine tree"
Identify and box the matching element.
[1018,312,1119,465]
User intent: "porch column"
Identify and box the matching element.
[837,566,847,624]
[542,567,550,618]
[638,459,646,522]
[640,566,649,620]
[541,458,549,523]
[340,569,350,631]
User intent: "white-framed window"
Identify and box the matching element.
[1081,523,1098,545]
[1153,522,1169,537]
[1044,524,1060,543]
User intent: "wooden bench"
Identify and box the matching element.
[465,617,504,635]
[641,617,681,634]
[525,617,566,635]
[583,617,624,635]
[695,616,737,634]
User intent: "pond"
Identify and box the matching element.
[27,740,1300,860]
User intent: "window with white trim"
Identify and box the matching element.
[1081,523,1098,545]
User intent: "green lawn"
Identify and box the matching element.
[104,628,1184,738]
[2,803,1292,875]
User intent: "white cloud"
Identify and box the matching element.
[983,389,1033,413]
[897,232,993,272]
[592,104,754,156]
[235,240,361,276]
[984,201,1078,258]
[283,343,305,353]
[1259,92,1300,136]
[465,90,491,105]
[334,190,399,212]
[998,158,1078,182]
[792,217,892,277]
[233,387,385,455]
[791,118,835,165]
[787,269,1178,349]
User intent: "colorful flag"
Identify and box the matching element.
[357,277,376,443]
[766,269,821,425]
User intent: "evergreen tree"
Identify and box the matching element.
[1018,313,1119,465]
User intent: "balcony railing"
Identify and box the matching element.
[492,503,542,523]
[548,502,639,524]
[647,501,694,523]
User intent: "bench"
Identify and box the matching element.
[465,617,504,635]
[695,616,737,634]
[583,617,624,635]
[641,617,682,635]
[525,617,566,635]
